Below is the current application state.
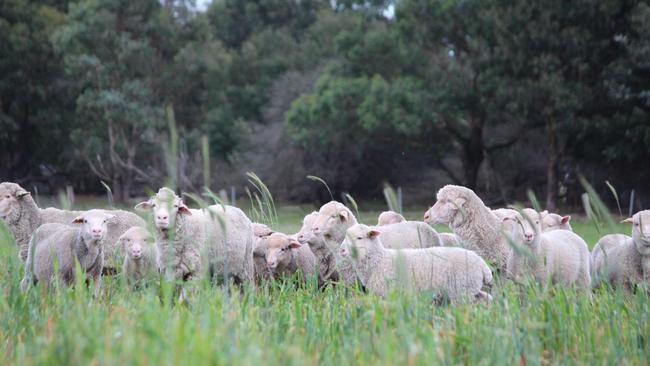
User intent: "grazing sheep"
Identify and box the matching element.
[0,182,146,272]
[340,224,493,303]
[504,208,591,288]
[20,210,115,296]
[377,211,405,226]
[540,210,573,231]
[296,211,339,283]
[120,227,160,286]
[264,232,318,283]
[251,223,274,282]
[135,187,254,284]
[591,210,650,292]
[424,185,511,271]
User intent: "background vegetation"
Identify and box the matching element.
[1,0,649,210]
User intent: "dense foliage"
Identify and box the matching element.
[1,0,648,206]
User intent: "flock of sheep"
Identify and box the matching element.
[1,181,648,303]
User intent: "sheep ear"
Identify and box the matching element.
[135,201,152,211]
[367,230,380,239]
[561,215,571,224]
[621,217,634,224]
[288,239,301,249]
[178,203,192,215]
[15,189,30,198]
[338,210,349,222]
[453,197,467,208]
[71,216,84,224]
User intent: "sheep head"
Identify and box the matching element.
[622,210,650,255]
[340,224,380,261]
[0,182,30,220]
[265,233,301,270]
[541,210,572,231]
[135,187,191,232]
[71,209,115,245]
[119,227,154,261]
[377,211,405,226]
[424,185,470,226]
[519,208,542,247]
[311,201,355,241]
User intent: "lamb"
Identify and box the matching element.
[540,210,573,231]
[503,208,591,288]
[591,210,650,292]
[120,227,160,286]
[0,182,146,272]
[424,185,512,271]
[251,223,274,282]
[340,224,493,303]
[264,232,318,284]
[135,187,254,284]
[20,210,115,296]
[377,211,405,226]
[296,211,339,283]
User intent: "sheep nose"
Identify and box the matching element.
[424,212,430,220]
[157,214,168,221]
[92,228,102,234]
[266,260,276,269]
[339,248,347,256]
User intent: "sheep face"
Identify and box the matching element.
[296,212,318,244]
[501,216,524,245]
[378,211,405,226]
[424,196,466,225]
[623,210,650,254]
[340,224,380,261]
[135,187,191,232]
[265,233,301,270]
[520,208,542,246]
[312,202,352,240]
[541,211,572,231]
[120,227,154,261]
[0,182,29,220]
[72,210,115,244]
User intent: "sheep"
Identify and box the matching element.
[251,222,274,282]
[135,187,254,284]
[424,185,512,271]
[296,211,339,283]
[438,233,460,246]
[503,208,591,288]
[540,210,572,231]
[264,232,318,283]
[20,210,115,296]
[591,210,650,292]
[0,182,146,272]
[339,224,493,303]
[120,227,160,286]
[377,211,405,226]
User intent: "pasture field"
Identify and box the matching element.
[0,200,648,365]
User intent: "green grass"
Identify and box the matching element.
[1,202,647,365]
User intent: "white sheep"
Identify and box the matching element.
[424,185,511,271]
[438,233,460,246]
[503,208,591,288]
[251,222,274,282]
[135,187,254,284]
[20,210,115,296]
[540,210,573,231]
[377,211,405,226]
[591,210,650,292]
[264,232,318,283]
[120,227,160,286]
[0,182,146,272]
[340,224,493,303]
[296,211,339,283]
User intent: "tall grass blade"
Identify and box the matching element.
[306,175,333,201]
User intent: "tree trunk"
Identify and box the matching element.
[463,124,484,190]
[546,119,559,212]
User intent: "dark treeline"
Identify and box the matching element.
[1,0,648,208]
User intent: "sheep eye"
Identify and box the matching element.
[83,219,88,223]
[357,237,363,240]
[5,195,9,199]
